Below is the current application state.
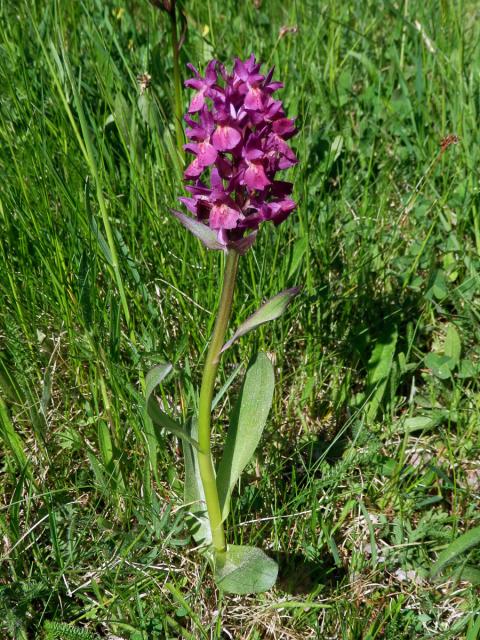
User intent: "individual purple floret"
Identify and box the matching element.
[173,55,298,253]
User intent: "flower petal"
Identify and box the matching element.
[244,162,271,190]
[188,90,206,113]
[244,86,264,111]
[184,158,204,179]
[272,118,296,137]
[197,141,218,167]
[210,203,243,230]
[212,125,242,151]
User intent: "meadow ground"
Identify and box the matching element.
[1,1,480,638]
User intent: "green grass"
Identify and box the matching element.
[1,0,480,637]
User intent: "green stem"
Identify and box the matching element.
[197,250,239,552]
[170,0,184,162]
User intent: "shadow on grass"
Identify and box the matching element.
[275,550,346,595]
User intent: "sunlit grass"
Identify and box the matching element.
[1,0,480,637]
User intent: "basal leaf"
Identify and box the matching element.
[458,358,477,379]
[424,352,453,380]
[221,288,300,353]
[444,323,461,368]
[365,326,398,423]
[431,526,480,577]
[216,352,274,521]
[183,419,212,546]
[214,545,278,594]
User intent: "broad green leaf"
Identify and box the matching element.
[396,410,449,433]
[216,352,274,521]
[87,202,113,266]
[402,416,435,432]
[444,323,461,367]
[145,363,200,449]
[86,450,107,491]
[347,51,380,82]
[458,359,477,379]
[330,134,344,159]
[424,352,453,380]
[221,288,299,353]
[431,526,480,577]
[214,545,278,594]
[111,92,132,143]
[183,419,212,546]
[430,269,449,300]
[365,326,398,423]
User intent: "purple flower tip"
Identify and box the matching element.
[176,55,298,252]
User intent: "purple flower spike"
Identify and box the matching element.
[175,55,298,252]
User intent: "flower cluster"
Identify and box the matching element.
[175,55,298,252]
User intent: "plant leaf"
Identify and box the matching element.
[183,419,212,546]
[221,288,300,353]
[424,352,453,380]
[147,396,200,450]
[444,323,461,367]
[214,545,278,594]
[145,363,200,449]
[216,352,274,521]
[365,326,398,423]
[398,411,448,433]
[171,210,225,251]
[430,526,480,577]
[145,362,173,400]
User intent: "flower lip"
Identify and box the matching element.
[210,202,244,230]
[244,161,271,190]
[212,123,242,151]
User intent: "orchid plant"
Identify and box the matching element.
[146,55,299,594]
